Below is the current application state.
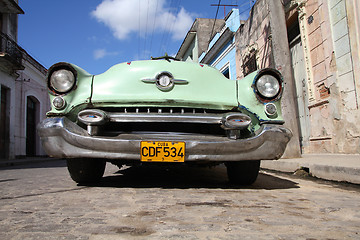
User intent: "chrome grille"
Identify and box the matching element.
[78,107,252,138]
[99,107,229,115]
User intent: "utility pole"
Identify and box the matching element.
[210,4,238,18]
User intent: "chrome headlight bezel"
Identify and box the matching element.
[155,71,175,91]
[52,96,66,110]
[253,69,283,101]
[47,63,77,95]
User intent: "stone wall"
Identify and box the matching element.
[235,0,273,79]
[235,0,302,158]
[235,0,360,154]
[299,0,360,153]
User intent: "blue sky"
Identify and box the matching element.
[18,0,254,75]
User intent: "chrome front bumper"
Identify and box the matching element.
[38,117,292,161]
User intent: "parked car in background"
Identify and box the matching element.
[38,56,292,185]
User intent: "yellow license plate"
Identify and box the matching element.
[140,141,185,162]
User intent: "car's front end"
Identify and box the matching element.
[38,60,292,184]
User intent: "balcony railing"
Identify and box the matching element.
[0,32,24,70]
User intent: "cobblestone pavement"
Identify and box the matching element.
[0,160,359,240]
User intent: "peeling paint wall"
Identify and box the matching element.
[235,0,359,154]
[301,0,360,153]
[235,0,273,80]
[235,0,302,158]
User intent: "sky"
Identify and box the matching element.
[18,0,255,75]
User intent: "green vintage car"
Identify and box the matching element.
[38,57,292,185]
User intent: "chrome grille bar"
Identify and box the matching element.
[107,112,222,124]
[109,107,212,114]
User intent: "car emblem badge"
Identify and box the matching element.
[142,71,188,91]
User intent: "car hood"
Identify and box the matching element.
[91,60,238,110]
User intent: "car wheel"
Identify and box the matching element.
[225,160,260,185]
[66,159,106,184]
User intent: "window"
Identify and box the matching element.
[220,62,231,79]
[242,52,257,76]
[222,68,230,79]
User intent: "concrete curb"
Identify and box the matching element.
[261,154,360,185]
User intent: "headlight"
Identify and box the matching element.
[255,75,280,99]
[49,69,75,93]
[47,63,77,94]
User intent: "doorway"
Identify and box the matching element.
[288,18,311,153]
[0,86,10,159]
[26,96,39,156]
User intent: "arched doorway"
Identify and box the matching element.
[26,96,39,156]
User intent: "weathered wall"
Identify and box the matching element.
[176,18,225,62]
[196,18,225,58]
[297,0,360,153]
[14,60,49,157]
[0,71,16,159]
[235,0,360,154]
[235,0,273,79]
[235,0,301,158]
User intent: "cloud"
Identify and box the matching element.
[169,8,194,40]
[91,0,194,41]
[93,48,119,60]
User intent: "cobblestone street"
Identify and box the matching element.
[0,160,359,239]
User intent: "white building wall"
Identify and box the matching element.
[0,71,16,158]
[0,60,48,158]
[16,61,49,156]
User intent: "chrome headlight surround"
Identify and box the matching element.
[47,62,77,95]
[253,69,283,102]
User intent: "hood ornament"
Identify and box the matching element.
[142,71,188,91]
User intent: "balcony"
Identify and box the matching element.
[0,32,24,73]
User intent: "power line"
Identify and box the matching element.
[158,0,179,56]
[210,4,237,18]
[158,0,174,56]
[143,0,150,59]
[138,0,141,59]
[239,0,255,16]
[149,0,159,55]
[163,0,181,54]
[209,0,221,44]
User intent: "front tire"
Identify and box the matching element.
[66,159,106,184]
[225,160,260,185]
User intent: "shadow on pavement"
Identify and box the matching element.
[0,159,66,170]
[86,165,300,190]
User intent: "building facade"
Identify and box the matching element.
[0,0,49,159]
[177,0,360,155]
[282,0,360,154]
[176,18,225,63]
[199,9,243,80]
